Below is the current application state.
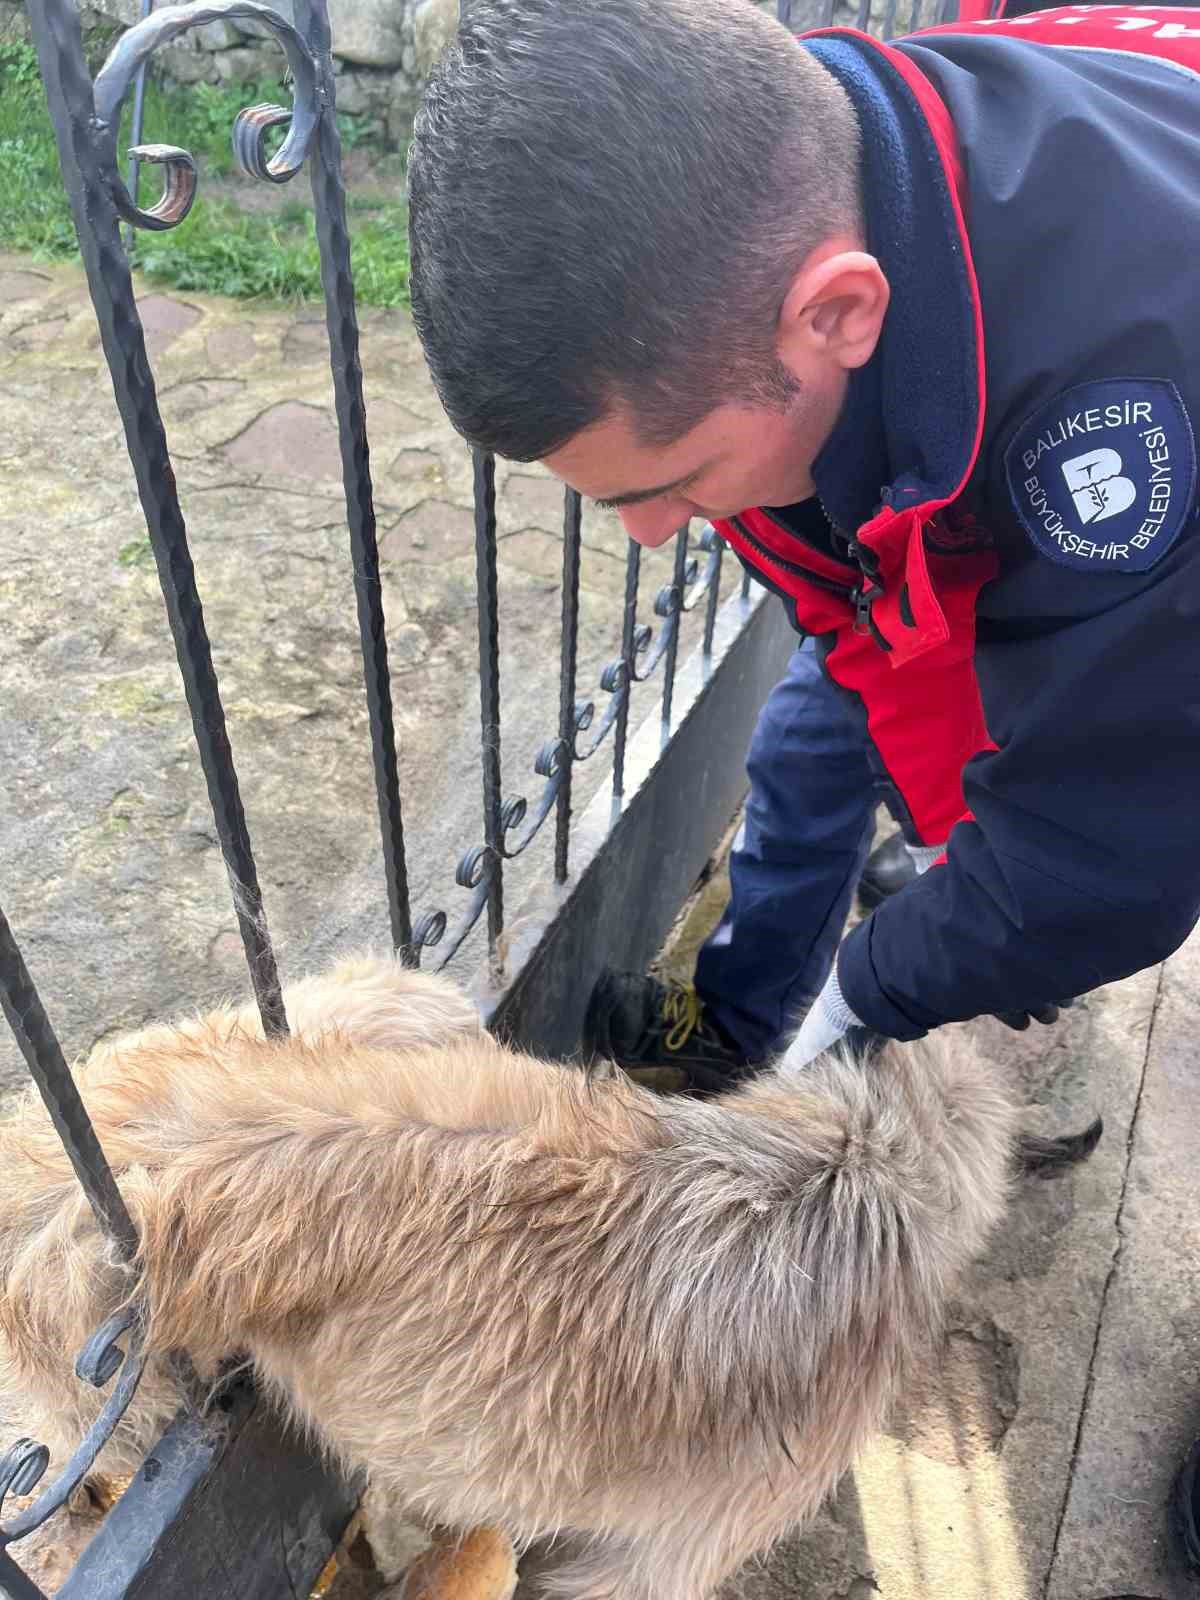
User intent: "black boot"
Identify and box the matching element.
[584,972,752,1096]
[857,831,918,912]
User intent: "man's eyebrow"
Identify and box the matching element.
[592,468,705,511]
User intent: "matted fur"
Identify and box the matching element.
[0,956,1018,1599]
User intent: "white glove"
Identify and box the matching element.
[905,840,945,874]
[779,963,862,1078]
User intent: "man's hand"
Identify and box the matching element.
[993,999,1074,1031]
[779,967,862,1077]
[782,959,1074,1073]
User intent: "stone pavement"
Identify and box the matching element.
[2,254,1198,1600]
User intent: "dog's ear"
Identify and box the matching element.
[1015,1117,1103,1178]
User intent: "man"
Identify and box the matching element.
[406,0,1200,1561]
[408,0,1199,1063]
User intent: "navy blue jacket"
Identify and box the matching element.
[714,6,1200,1037]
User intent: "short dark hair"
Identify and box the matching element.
[407,0,862,461]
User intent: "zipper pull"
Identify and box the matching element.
[847,538,882,581]
[852,581,875,636]
[848,537,885,638]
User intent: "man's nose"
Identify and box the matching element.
[617,502,687,548]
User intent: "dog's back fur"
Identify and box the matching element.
[0,957,1017,1599]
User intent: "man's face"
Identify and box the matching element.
[540,244,888,544]
[542,372,849,547]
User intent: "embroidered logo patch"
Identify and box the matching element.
[1005,379,1196,573]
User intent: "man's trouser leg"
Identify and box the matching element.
[694,636,877,1063]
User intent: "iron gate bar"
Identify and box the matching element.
[0,909,138,1262]
[569,551,642,771]
[394,501,734,969]
[24,0,291,1037]
[473,451,505,970]
[698,525,726,659]
[611,539,642,801]
[288,0,417,962]
[554,490,583,883]
[631,536,696,689]
[660,527,691,735]
[0,1546,42,1600]
[53,1377,356,1600]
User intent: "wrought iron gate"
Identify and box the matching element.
[1,0,963,1593]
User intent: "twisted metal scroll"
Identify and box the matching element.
[92,0,322,230]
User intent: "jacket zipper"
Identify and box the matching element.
[729,514,856,597]
[729,513,892,651]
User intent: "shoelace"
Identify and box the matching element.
[661,983,704,1052]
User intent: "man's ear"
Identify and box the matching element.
[777,248,890,376]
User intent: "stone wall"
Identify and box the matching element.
[0,0,459,146]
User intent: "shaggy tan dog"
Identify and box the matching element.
[0,955,1067,1598]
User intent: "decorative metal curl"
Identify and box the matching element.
[410,908,448,952]
[631,557,700,684]
[455,845,492,892]
[409,859,494,973]
[119,141,198,230]
[568,530,718,764]
[681,523,724,615]
[573,666,628,763]
[91,0,324,231]
[0,1308,146,1577]
[0,1443,49,1509]
[232,101,298,185]
[495,737,571,860]
[404,524,729,974]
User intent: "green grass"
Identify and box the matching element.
[117,536,154,567]
[0,37,410,306]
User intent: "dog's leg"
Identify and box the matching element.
[388,1526,517,1600]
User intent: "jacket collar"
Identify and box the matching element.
[773,31,991,664]
[803,32,983,534]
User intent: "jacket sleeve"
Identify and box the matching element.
[837,522,1200,1038]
